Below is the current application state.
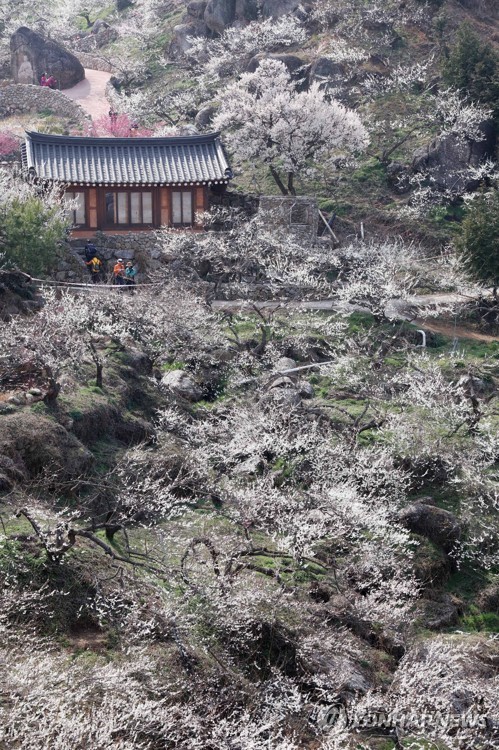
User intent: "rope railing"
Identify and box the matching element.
[30,277,161,290]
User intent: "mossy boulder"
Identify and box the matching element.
[0,412,92,482]
[397,500,461,554]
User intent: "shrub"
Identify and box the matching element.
[456,190,499,295]
[443,25,499,119]
[0,194,69,277]
[0,132,19,157]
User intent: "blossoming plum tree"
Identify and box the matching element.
[213,59,369,196]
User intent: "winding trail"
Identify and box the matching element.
[32,275,499,342]
[212,293,499,343]
[413,318,499,343]
[64,68,112,121]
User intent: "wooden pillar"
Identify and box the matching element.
[195,186,206,227]
[160,187,170,227]
[88,187,98,229]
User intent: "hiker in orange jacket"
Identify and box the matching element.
[113,259,125,285]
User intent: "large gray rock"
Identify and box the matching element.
[397,500,461,554]
[204,0,237,33]
[414,593,462,630]
[204,0,299,34]
[170,20,208,56]
[77,25,118,51]
[411,121,495,193]
[275,357,297,372]
[187,1,208,18]
[269,376,296,390]
[90,19,109,34]
[10,27,84,89]
[261,386,301,408]
[195,104,218,131]
[297,380,315,398]
[475,583,499,613]
[161,370,203,402]
[309,57,346,88]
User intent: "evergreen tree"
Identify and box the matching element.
[443,25,499,120]
[456,190,499,296]
[0,195,68,277]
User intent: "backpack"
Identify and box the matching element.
[84,243,97,262]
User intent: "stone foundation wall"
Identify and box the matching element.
[259,195,319,245]
[0,84,90,127]
[69,231,164,283]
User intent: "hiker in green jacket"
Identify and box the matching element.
[125,261,137,287]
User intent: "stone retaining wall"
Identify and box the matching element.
[0,84,90,127]
[69,231,164,282]
[259,196,319,245]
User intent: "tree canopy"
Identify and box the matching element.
[0,178,69,277]
[213,59,369,195]
[443,24,499,120]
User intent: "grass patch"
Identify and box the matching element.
[30,401,50,415]
[445,563,492,602]
[308,373,334,398]
[449,339,499,359]
[160,361,185,372]
[460,607,499,633]
[347,311,377,334]
[82,385,105,396]
[351,158,387,187]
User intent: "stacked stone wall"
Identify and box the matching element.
[69,231,164,283]
[259,195,319,245]
[0,84,90,127]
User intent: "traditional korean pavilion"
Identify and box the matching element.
[22,131,232,234]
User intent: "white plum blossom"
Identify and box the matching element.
[213,59,369,195]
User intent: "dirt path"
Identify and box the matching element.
[212,296,499,344]
[64,69,112,121]
[414,318,499,343]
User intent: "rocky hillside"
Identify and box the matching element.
[39,0,497,245]
[1,227,499,749]
[2,2,498,246]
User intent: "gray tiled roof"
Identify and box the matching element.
[22,131,231,186]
